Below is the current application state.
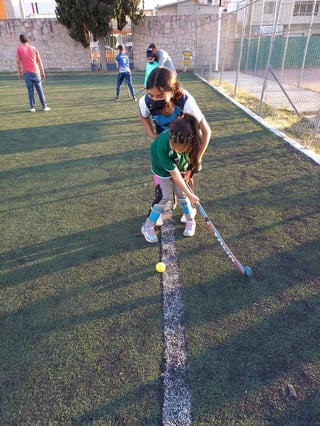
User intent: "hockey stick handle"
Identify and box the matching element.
[134,87,146,97]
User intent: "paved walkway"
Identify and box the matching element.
[213,71,320,114]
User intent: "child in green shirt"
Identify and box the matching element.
[141,113,202,243]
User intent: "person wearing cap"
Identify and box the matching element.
[16,33,51,112]
[148,43,176,75]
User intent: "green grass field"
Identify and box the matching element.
[0,72,319,425]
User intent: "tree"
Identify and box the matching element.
[55,0,144,67]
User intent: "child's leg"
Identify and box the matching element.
[116,73,124,97]
[174,183,195,220]
[145,176,171,227]
[125,72,135,97]
[174,183,197,237]
[142,176,172,243]
[179,174,196,223]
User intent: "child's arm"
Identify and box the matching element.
[170,169,199,206]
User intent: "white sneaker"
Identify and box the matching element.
[141,223,158,243]
[30,108,36,112]
[180,208,197,223]
[156,216,164,226]
[43,106,51,111]
[183,220,196,237]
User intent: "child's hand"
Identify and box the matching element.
[189,193,199,207]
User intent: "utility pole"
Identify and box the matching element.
[215,0,222,72]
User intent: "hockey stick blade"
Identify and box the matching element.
[196,202,252,278]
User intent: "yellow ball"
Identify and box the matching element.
[155,262,166,273]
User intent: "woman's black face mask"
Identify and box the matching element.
[149,98,167,111]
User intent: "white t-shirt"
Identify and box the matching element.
[139,89,204,133]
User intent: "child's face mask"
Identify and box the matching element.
[149,98,167,110]
[148,87,173,111]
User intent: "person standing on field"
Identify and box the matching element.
[148,43,176,75]
[16,34,51,112]
[135,48,159,96]
[115,45,136,101]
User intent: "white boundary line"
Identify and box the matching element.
[196,74,320,166]
[160,204,192,426]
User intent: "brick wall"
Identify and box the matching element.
[0,18,90,72]
[0,15,236,73]
[132,15,236,73]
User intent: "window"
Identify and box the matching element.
[293,1,320,16]
[264,2,275,14]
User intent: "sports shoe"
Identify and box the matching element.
[156,216,164,227]
[114,96,119,101]
[141,223,158,243]
[133,96,137,101]
[183,220,196,237]
[43,106,51,111]
[30,108,36,112]
[180,208,197,223]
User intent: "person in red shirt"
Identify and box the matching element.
[16,34,51,112]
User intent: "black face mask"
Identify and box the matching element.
[149,98,167,111]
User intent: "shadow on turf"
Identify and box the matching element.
[0,116,141,156]
[187,288,320,423]
[0,214,164,424]
[178,232,319,423]
[69,381,162,425]
[0,215,157,288]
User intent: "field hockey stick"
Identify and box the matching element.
[196,202,252,277]
[134,87,146,97]
[186,183,252,277]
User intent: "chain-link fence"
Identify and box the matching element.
[194,0,320,152]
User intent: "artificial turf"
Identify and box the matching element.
[0,71,319,425]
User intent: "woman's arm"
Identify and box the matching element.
[198,117,212,162]
[170,168,199,206]
[139,114,157,140]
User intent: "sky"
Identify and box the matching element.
[11,0,176,16]
[142,0,177,8]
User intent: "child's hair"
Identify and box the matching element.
[169,113,202,167]
[146,67,183,99]
[146,48,158,62]
[117,45,124,52]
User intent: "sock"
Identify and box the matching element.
[146,206,162,227]
[178,199,194,221]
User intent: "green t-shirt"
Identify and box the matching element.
[150,129,189,178]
